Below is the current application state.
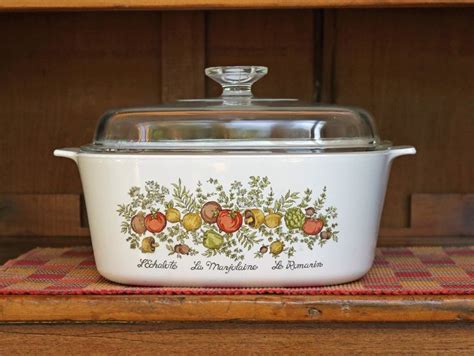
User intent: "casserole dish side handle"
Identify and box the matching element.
[387,146,416,161]
[54,148,80,164]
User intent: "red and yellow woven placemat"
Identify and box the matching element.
[0,246,473,295]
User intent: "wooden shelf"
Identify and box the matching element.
[0,0,472,11]
[1,294,473,323]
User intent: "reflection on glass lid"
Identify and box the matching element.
[85,66,387,152]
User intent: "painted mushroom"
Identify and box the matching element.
[244,209,265,228]
[140,236,158,253]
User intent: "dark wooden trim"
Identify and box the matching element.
[1,0,473,12]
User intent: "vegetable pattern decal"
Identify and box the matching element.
[117,177,339,261]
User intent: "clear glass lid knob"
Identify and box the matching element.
[205,66,268,97]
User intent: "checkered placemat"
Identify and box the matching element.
[0,246,472,295]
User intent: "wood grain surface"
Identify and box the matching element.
[161,12,205,102]
[205,10,316,101]
[0,0,473,11]
[410,194,474,236]
[0,295,472,322]
[0,322,473,355]
[0,12,162,194]
[0,194,89,237]
[325,8,474,228]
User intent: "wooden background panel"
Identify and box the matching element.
[327,8,474,228]
[161,12,205,102]
[0,12,162,194]
[0,194,89,236]
[205,10,316,100]
[410,194,474,236]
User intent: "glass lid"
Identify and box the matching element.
[83,66,389,152]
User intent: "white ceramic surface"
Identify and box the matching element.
[54,147,415,287]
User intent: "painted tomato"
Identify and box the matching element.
[302,218,324,236]
[216,209,243,234]
[144,212,167,233]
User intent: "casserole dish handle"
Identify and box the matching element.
[387,146,416,161]
[54,148,80,164]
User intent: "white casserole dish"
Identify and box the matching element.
[55,66,415,287]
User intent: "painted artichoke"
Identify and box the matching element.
[284,207,305,229]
